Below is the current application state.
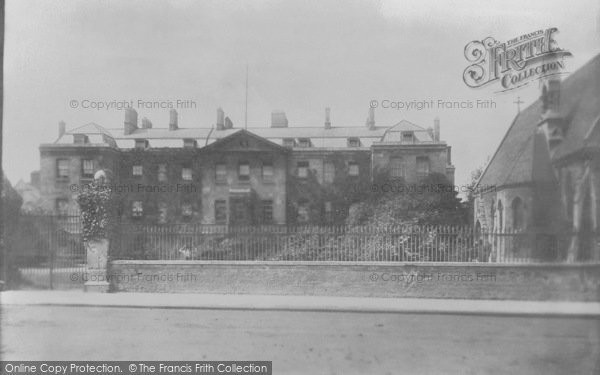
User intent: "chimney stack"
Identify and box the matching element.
[216,108,225,130]
[366,107,375,130]
[324,107,331,129]
[58,121,66,138]
[124,108,138,135]
[169,109,178,131]
[271,111,288,128]
[141,117,153,129]
[224,117,233,129]
[434,117,440,142]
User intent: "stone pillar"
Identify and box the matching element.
[84,238,110,292]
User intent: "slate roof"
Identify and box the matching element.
[52,117,443,150]
[552,53,600,160]
[478,53,600,188]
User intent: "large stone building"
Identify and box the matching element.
[474,53,600,262]
[39,107,454,225]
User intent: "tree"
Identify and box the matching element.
[347,171,468,227]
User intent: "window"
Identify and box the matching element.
[132,165,143,177]
[390,157,405,179]
[402,132,414,143]
[82,159,95,178]
[262,200,273,223]
[324,201,333,223]
[283,138,295,147]
[298,138,311,148]
[297,161,309,178]
[497,200,504,231]
[324,162,335,184]
[73,134,88,145]
[56,159,70,180]
[183,139,197,149]
[158,202,168,224]
[297,200,309,223]
[182,167,192,181]
[158,164,167,182]
[55,198,69,215]
[347,137,361,147]
[512,197,525,230]
[181,203,193,218]
[238,162,250,182]
[132,201,143,218]
[215,200,227,224]
[262,161,274,182]
[215,164,227,184]
[135,139,148,150]
[348,161,359,176]
[416,157,430,179]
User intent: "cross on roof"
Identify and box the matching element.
[514,96,524,113]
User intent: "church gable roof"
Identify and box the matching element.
[477,53,600,189]
[552,54,600,160]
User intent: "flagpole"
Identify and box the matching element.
[245,63,248,130]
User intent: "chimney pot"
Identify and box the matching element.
[124,108,138,135]
[366,107,375,130]
[141,117,153,129]
[216,108,225,130]
[271,111,288,128]
[434,117,440,142]
[58,121,66,138]
[169,109,178,131]
[224,116,233,129]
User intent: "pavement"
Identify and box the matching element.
[2,290,600,317]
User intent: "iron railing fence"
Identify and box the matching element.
[110,223,600,263]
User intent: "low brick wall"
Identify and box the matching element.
[109,261,600,301]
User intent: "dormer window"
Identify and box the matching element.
[135,139,149,150]
[297,138,312,148]
[183,139,197,149]
[401,132,414,143]
[283,138,296,147]
[73,134,89,145]
[347,137,361,147]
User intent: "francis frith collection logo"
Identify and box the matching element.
[463,27,572,92]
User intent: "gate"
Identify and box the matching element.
[4,213,86,289]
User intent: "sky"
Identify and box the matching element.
[3,0,600,189]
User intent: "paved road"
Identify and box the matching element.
[1,305,599,374]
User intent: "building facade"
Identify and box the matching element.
[474,53,600,262]
[38,107,455,225]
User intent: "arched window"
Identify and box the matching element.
[490,201,495,228]
[497,200,504,231]
[512,197,525,230]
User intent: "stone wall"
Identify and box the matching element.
[110,261,600,301]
